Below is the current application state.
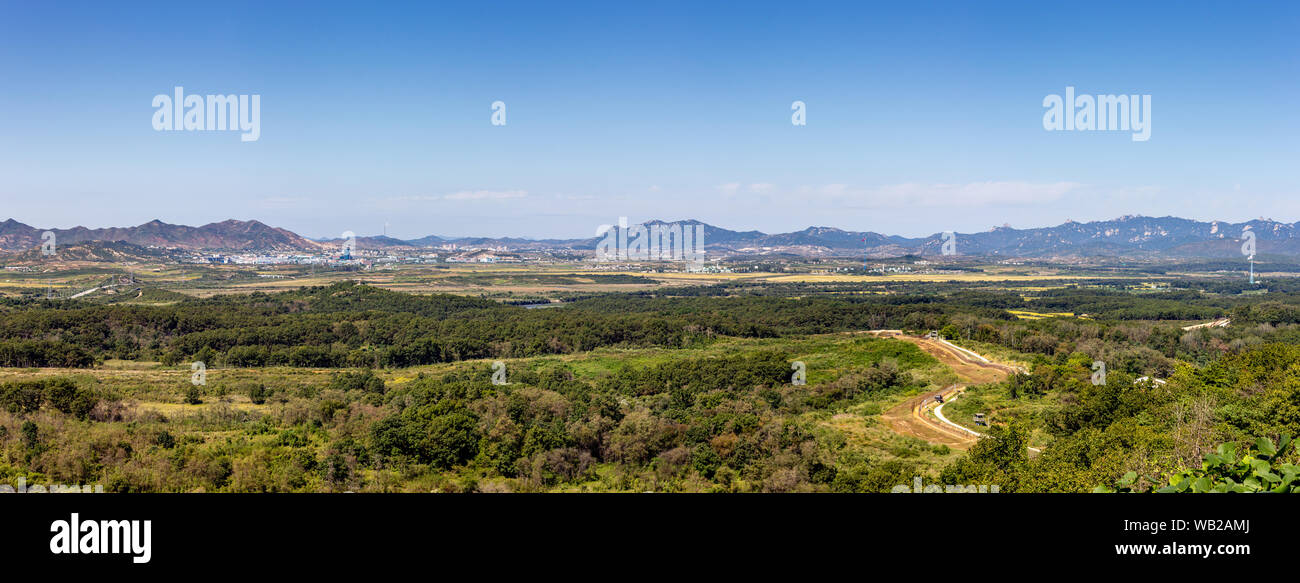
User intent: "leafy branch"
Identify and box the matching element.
[1095,435,1298,493]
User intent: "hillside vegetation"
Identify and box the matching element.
[1,280,1298,492]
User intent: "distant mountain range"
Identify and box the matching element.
[2,215,1297,259]
[0,218,320,252]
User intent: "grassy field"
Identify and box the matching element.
[0,331,977,491]
[0,262,741,300]
[0,257,1200,302]
[1007,310,1078,320]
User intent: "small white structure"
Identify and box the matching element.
[1134,376,1167,386]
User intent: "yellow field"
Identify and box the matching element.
[0,258,1182,301]
[1007,310,1078,320]
[763,273,1136,283]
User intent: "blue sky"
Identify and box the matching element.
[0,0,1296,239]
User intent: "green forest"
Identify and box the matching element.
[2,280,1299,492]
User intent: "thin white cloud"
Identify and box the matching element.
[790,181,1083,207]
[874,181,1081,206]
[444,189,528,201]
[813,183,850,197]
[380,190,528,203]
[257,196,312,208]
[718,182,777,197]
[553,193,597,200]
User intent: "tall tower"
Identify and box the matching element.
[861,236,868,270]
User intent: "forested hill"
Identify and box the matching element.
[2,280,1300,371]
[193,282,504,317]
[3,280,1300,493]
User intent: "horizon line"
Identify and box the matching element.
[2,213,1294,242]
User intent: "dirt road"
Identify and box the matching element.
[873,332,1018,450]
[1181,318,1230,331]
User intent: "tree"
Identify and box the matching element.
[0,381,44,414]
[247,383,268,405]
[20,420,39,449]
[940,423,1030,491]
[155,431,176,449]
[370,402,481,469]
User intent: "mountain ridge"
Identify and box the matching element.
[2,215,1296,258]
[0,218,322,252]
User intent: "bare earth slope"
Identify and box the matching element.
[875,332,1017,450]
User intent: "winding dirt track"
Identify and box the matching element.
[872,332,1019,450]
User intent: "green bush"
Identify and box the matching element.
[247,383,268,405]
[1,377,96,419]
[1097,435,1298,493]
